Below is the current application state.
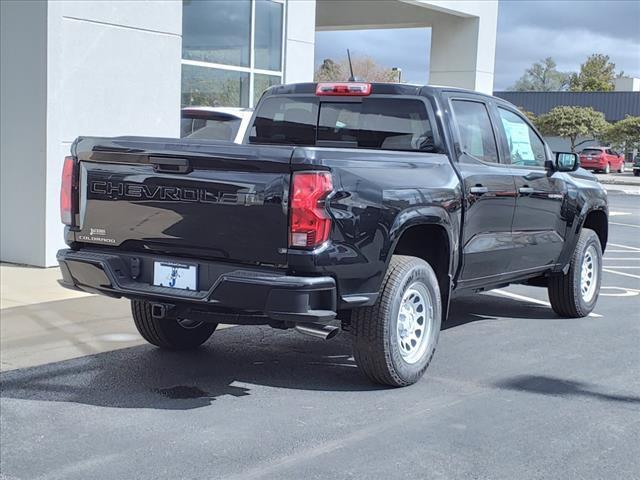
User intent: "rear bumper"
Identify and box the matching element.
[57,249,337,324]
[580,162,605,170]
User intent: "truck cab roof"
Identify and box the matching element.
[262,82,499,103]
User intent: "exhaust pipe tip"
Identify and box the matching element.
[294,323,340,340]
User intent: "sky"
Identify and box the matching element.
[314,0,640,91]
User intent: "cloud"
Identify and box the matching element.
[494,0,640,89]
[314,1,640,91]
[498,0,640,43]
[494,26,640,90]
[315,28,431,84]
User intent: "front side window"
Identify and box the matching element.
[497,107,547,167]
[450,100,499,163]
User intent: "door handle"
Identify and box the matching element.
[519,186,535,195]
[469,186,489,195]
[150,157,191,174]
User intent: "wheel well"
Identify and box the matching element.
[583,210,608,252]
[392,224,451,303]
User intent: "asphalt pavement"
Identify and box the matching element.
[1,191,638,480]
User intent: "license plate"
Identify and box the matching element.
[153,262,197,290]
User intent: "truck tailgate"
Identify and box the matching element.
[73,137,294,266]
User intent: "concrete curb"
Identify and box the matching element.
[598,179,640,187]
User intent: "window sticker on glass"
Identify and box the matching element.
[501,118,535,163]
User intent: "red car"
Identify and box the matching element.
[579,147,625,174]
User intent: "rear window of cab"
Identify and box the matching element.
[249,96,437,152]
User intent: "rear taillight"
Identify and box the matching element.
[289,172,333,248]
[316,82,371,96]
[60,156,75,225]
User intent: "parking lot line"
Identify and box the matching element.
[601,266,640,269]
[603,268,640,280]
[609,243,640,252]
[610,222,640,228]
[603,258,640,260]
[491,289,603,318]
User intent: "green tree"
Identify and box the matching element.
[600,116,640,152]
[315,58,344,82]
[537,106,610,152]
[569,54,616,92]
[510,57,570,91]
[314,56,397,82]
[517,107,537,124]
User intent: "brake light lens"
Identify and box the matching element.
[316,82,371,96]
[289,172,333,248]
[60,156,75,225]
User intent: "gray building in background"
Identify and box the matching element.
[493,91,640,122]
[494,91,640,153]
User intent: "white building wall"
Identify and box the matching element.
[1,0,48,266]
[1,0,183,267]
[284,0,316,83]
[423,0,498,94]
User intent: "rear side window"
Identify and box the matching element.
[250,96,436,151]
[581,149,603,155]
[450,100,499,163]
[251,97,318,145]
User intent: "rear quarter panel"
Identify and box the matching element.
[288,147,462,301]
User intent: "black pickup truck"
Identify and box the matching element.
[58,82,608,386]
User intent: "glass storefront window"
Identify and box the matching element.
[254,0,283,71]
[182,0,251,67]
[254,74,281,105]
[182,65,250,108]
[181,0,284,108]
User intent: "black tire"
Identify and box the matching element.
[634,170,639,177]
[350,255,442,387]
[548,229,602,318]
[131,300,217,349]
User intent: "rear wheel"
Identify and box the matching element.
[548,229,602,318]
[634,170,640,177]
[350,255,442,387]
[131,300,217,349]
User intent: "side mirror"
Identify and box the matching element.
[554,152,579,172]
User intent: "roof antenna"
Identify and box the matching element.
[347,49,356,82]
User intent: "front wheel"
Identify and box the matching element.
[350,255,442,387]
[131,300,217,349]
[548,229,602,318]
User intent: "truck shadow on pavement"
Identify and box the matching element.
[495,375,640,405]
[0,292,622,410]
